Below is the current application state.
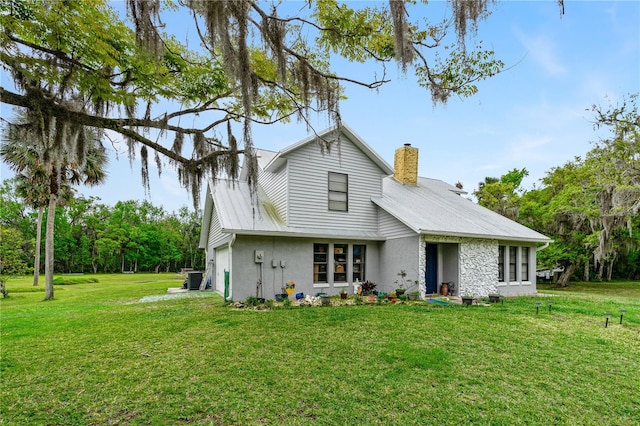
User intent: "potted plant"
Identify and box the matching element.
[339,286,348,299]
[394,270,414,296]
[320,293,331,306]
[361,280,377,296]
[488,293,501,303]
[440,282,449,296]
[461,294,475,306]
[407,291,420,301]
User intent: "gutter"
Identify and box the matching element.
[537,241,551,251]
[419,229,552,244]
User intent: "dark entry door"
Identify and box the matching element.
[425,243,438,294]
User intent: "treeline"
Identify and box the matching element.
[0,182,204,274]
[474,95,640,284]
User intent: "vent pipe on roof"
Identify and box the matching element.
[394,144,419,185]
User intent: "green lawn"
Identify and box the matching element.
[1,276,639,425]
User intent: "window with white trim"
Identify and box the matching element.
[312,243,367,285]
[353,245,366,282]
[498,245,505,282]
[333,244,348,282]
[509,246,517,282]
[521,247,530,281]
[313,243,328,283]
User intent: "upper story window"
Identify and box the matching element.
[328,172,348,211]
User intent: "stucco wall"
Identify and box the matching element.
[229,235,381,301]
[379,235,420,294]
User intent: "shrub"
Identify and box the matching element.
[361,280,377,295]
[53,276,99,285]
[244,296,260,306]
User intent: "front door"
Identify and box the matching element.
[425,243,438,294]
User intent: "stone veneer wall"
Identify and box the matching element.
[419,235,498,298]
[459,240,498,297]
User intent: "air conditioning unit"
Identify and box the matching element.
[187,271,203,290]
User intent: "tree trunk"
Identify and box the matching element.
[92,246,98,274]
[583,258,589,282]
[44,195,57,300]
[597,261,604,280]
[33,206,44,286]
[557,263,578,287]
[607,258,615,281]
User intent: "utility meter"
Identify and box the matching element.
[254,250,264,263]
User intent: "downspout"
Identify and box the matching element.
[534,241,552,284]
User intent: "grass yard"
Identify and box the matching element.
[1,276,639,425]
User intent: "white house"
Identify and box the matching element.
[198,124,551,301]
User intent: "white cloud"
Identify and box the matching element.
[507,134,552,162]
[159,171,188,197]
[514,29,566,76]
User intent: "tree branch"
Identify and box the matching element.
[1,87,242,165]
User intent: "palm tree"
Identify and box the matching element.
[15,170,48,286]
[1,110,108,299]
[0,136,58,287]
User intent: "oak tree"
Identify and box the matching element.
[1,0,563,205]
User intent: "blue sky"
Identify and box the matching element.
[2,1,639,213]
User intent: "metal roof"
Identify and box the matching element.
[200,124,551,245]
[372,177,551,243]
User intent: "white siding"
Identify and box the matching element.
[258,164,288,224]
[207,203,227,251]
[286,134,386,230]
[379,208,415,238]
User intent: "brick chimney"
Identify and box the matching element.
[394,143,418,185]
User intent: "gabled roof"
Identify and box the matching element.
[239,148,278,181]
[263,123,393,175]
[201,124,551,246]
[372,177,551,243]
[202,178,385,242]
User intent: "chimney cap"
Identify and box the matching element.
[403,143,412,147]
